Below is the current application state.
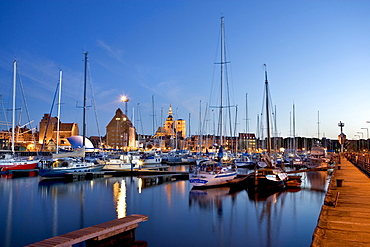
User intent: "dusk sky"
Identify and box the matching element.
[1,0,370,140]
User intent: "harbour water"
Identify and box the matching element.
[0,166,331,247]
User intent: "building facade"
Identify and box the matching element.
[105,108,136,150]
[38,113,79,150]
[154,105,186,150]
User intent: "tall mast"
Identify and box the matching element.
[289,111,292,150]
[12,60,16,154]
[152,95,155,135]
[83,52,88,148]
[56,70,62,154]
[234,105,238,153]
[317,110,320,140]
[219,17,225,147]
[293,103,296,152]
[199,100,202,153]
[274,105,277,153]
[256,113,260,150]
[264,64,271,156]
[246,93,249,151]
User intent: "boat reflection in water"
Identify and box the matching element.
[0,168,330,247]
[187,170,329,247]
[189,187,233,215]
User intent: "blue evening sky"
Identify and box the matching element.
[0,0,369,140]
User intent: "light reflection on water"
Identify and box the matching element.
[0,166,331,247]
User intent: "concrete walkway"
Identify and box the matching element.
[311,157,370,247]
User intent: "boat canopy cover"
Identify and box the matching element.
[52,147,85,158]
[67,136,94,150]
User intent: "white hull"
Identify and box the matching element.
[142,156,162,165]
[189,160,238,187]
[190,171,237,187]
[103,163,135,170]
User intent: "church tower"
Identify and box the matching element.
[154,104,186,139]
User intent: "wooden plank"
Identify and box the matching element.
[27,236,71,247]
[25,214,148,247]
[312,157,370,246]
[96,223,139,241]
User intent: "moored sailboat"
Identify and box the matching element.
[189,17,237,187]
[38,53,104,179]
[190,147,238,187]
[0,60,39,173]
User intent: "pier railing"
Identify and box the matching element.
[345,152,370,178]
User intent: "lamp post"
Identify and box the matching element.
[355,134,361,151]
[361,128,369,152]
[121,95,129,116]
[357,131,364,152]
[357,131,364,139]
[361,128,369,139]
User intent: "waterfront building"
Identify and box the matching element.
[38,114,79,151]
[238,133,257,152]
[154,105,186,150]
[105,108,136,150]
[0,126,37,151]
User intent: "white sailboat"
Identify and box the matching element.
[0,60,39,173]
[189,17,237,187]
[99,152,140,171]
[39,53,104,179]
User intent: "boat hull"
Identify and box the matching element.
[103,163,135,170]
[190,171,237,187]
[246,175,285,188]
[39,165,104,179]
[0,160,39,172]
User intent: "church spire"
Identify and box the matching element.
[168,104,173,117]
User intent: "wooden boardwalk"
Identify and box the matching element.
[311,157,370,247]
[25,214,148,247]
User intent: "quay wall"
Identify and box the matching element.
[311,155,370,247]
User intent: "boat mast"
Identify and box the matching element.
[219,17,225,147]
[246,93,249,152]
[12,60,16,154]
[83,52,88,148]
[264,64,271,157]
[317,110,320,140]
[293,103,296,153]
[199,100,202,153]
[152,95,155,135]
[56,70,62,154]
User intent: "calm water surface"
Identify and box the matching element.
[0,166,331,247]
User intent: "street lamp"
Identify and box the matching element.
[121,95,129,116]
[361,128,369,139]
[355,134,361,151]
[357,131,364,139]
[362,128,369,152]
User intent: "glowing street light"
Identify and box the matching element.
[121,95,129,116]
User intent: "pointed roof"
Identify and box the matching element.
[168,104,173,117]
